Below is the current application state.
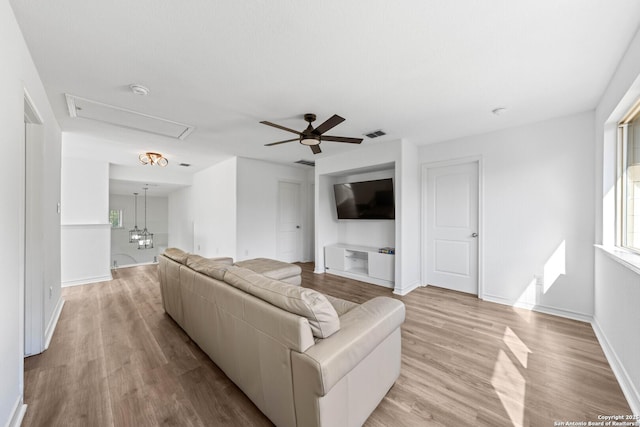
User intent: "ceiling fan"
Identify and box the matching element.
[260,113,363,154]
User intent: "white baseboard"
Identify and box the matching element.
[592,317,640,416]
[4,396,26,427]
[482,294,592,323]
[61,274,112,288]
[44,297,65,350]
[393,281,422,296]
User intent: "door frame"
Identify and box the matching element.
[276,179,304,262]
[421,156,484,298]
[24,89,45,356]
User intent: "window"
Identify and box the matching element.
[109,209,123,228]
[618,101,640,252]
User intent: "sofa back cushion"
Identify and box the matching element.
[223,266,340,339]
[163,247,189,264]
[187,254,233,281]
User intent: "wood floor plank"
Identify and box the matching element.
[22,263,631,427]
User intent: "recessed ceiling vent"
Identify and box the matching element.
[65,94,195,140]
[364,130,386,139]
[179,163,191,167]
[294,159,315,167]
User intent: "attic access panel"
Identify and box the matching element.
[65,94,194,140]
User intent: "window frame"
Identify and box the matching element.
[617,99,640,254]
[109,209,123,229]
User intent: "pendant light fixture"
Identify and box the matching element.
[129,192,141,243]
[138,187,154,249]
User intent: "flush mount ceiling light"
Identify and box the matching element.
[129,84,150,96]
[139,152,168,167]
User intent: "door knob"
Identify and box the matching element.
[471,232,478,238]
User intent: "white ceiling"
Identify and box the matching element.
[10,0,640,180]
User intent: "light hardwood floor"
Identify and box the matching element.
[23,263,630,426]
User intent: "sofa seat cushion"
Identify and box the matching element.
[163,247,189,264]
[223,266,340,339]
[324,295,358,317]
[235,258,302,285]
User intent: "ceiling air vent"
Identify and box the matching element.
[365,130,386,138]
[65,94,195,140]
[295,160,315,167]
[179,163,191,167]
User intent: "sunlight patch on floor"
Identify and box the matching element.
[492,325,529,427]
[503,327,531,369]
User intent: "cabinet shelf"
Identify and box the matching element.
[324,244,394,288]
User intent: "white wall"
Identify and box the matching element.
[60,156,111,286]
[419,111,596,319]
[168,157,314,262]
[315,139,422,294]
[594,25,640,415]
[168,157,237,258]
[61,157,109,224]
[398,139,422,290]
[1,0,62,424]
[236,158,312,262]
[168,186,194,252]
[594,251,640,415]
[109,194,168,267]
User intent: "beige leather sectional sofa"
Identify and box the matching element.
[158,248,405,427]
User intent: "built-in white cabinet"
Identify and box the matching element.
[324,244,394,288]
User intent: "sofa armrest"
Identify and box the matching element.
[291,296,405,396]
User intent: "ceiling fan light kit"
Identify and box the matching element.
[261,113,363,154]
[300,136,320,146]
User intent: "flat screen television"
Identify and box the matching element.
[333,178,395,220]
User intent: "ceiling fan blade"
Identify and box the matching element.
[310,144,322,154]
[260,121,302,135]
[321,135,363,144]
[265,138,299,146]
[312,114,345,135]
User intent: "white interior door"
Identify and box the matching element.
[277,181,302,262]
[425,161,479,294]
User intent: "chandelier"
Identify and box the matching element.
[139,152,168,167]
[138,187,154,249]
[129,192,141,243]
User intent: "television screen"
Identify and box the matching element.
[333,178,395,219]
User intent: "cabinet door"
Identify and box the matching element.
[325,246,345,270]
[368,252,394,281]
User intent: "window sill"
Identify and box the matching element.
[595,245,640,276]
